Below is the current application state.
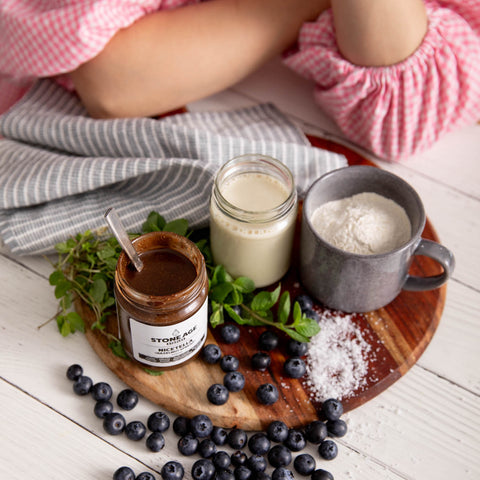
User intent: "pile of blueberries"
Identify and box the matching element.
[203,311,313,407]
[67,360,347,480]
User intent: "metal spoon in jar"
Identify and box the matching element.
[104,207,144,272]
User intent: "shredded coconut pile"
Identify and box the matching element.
[304,310,372,401]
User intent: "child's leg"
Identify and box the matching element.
[70,0,329,118]
[331,0,428,66]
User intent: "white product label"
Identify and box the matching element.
[129,299,208,367]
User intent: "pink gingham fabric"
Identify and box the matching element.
[1,0,479,160]
[0,0,199,112]
[284,0,480,159]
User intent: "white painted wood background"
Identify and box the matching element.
[1,57,479,480]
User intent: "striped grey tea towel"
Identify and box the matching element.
[0,79,346,255]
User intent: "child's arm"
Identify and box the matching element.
[331,0,428,66]
[70,0,329,119]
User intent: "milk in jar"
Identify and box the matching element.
[209,154,297,288]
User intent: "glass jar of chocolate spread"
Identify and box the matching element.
[210,154,298,288]
[114,231,208,370]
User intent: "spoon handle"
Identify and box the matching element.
[104,207,144,272]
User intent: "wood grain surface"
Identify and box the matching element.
[79,136,446,431]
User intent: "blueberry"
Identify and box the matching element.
[103,412,126,435]
[271,467,294,480]
[256,383,279,405]
[231,450,248,467]
[91,382,113,401]
[161,461,184,480]
[113,466,135,480]
[207,384,230,405]
[221,324,241,344]
[318,440,338,460]
[321,399,343,421]
[304,420,327,444]
[125,420,147,441]
[303,308,320,323]
[190,414,213,438]
[94,400,113,419]
[284,429,306,452]
[233,466,252,480]
[203,344,222,364]
[146,432,165,452]
[220,355,239,372]
[246,454,267,473]
[178,433,198,456]
[293,453,316,475]
[267,421,289,443]
[267,445,292,468]
[258,330,279,351]
[227,428,247,449]
[66,364,83,381]
[223,371,245,392]
[213,451,232,470]
[191,459,215,480]
[283,357,306,379]
[215,469,234,480]
[255,472,272,480]
[294,294,313,311]
[136,473,156,480]
[326,419,347,437]
[198,438,217,458]
[286,340,308,357]
[211,426,228,446]
[311,469,334,480]
[73,375,93,395]
[251,352,271,371]
[117,389,138,410]
[148,411,171,433]
[248,433,270,455]
[173,416,190,436]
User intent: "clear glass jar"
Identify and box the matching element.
[209,154,298,288]
[114,231,208,370]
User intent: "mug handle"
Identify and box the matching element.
[403,239,455,291]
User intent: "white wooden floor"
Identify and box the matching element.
[1,57,479,480]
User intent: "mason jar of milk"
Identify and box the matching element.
[209,154,298,288]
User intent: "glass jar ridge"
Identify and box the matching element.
[211,154,297,223]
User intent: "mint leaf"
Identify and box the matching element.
[224,304,243,323]
[65,312,85,333]
[251,284,281,312]
[209,304,224,328]
[295,317,320,338]
[164,218,189,236]
[278,291,291,325]
[142,211,166,232]
[210,282,234,303]
[89,277,107,304]
[281,327,310,343]
[109,340,129,359]
[49,270,65,286]
[233,277,255,294]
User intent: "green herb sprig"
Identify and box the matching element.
[208,265,320,342]
[47,212,189,351]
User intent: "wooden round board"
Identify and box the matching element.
[79,135,446,431]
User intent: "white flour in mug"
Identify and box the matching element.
[310,192,411,255]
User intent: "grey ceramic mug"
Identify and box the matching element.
[299,166,455,312]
